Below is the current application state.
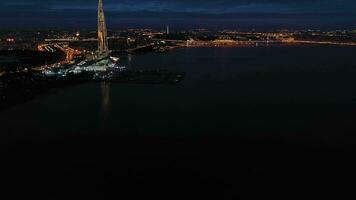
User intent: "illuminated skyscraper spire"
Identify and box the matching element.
[98,0,109,53]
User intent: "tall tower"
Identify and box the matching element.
[98,0,109,53]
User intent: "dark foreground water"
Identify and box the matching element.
[2,46,356,198]
[0,50,64,71]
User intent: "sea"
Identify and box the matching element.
[0,50,64,70]
[2,46,356,138]
[1,46,356,198]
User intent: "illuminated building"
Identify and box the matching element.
[98,0,109,54]
[83,0,111,72]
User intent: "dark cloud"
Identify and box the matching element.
[1,0,355,12]
[0,0,355,29]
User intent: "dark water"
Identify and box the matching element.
[2,46,356,138]
[0,50,64,70]
[2,46,356,198]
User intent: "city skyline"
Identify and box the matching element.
[1,0,355,30]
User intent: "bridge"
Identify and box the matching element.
[152,39,185,43]
[53,44,82,62]
[126,43,156,53]
[44,36,123,43]
[45,38,97,42]
[38,43,82,63]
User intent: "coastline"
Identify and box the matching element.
[181,41,356,48]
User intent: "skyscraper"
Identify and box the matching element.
[98,0,109,53]
[82,0,110,72]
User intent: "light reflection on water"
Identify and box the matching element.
[100,82,111,130]
[127,54,132,68]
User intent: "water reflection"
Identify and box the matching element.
[100,82,111,129]
[127,54,132,68]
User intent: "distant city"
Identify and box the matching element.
[1,28,356,51]
[1,28,356,72]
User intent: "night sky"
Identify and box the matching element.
[1,0,355,30]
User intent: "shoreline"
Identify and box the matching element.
[181,41,356,48]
